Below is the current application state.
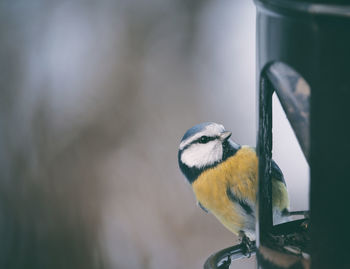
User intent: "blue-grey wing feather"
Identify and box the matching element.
[271,160,286,186]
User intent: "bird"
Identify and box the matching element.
[177,122,289,245]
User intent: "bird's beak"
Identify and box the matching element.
[219,131,232,141]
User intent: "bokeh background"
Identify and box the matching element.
[0,0,309,268]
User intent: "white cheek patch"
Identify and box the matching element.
[181,141,223,169]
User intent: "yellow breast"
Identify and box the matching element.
[192,146,258,235]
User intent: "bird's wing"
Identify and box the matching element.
[271,160,286,186]
[226,187,254,216]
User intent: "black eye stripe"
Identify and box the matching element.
[194,135,218,144]
[180,135,220,151]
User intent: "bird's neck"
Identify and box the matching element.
[223,140,240,161]
[179,140,240,184]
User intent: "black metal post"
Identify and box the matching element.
[256,73,274,247]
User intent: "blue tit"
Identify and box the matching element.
[178,122,289,240]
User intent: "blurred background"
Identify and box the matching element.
[0,0,308,268]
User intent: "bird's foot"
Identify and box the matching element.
[239,231,254,258]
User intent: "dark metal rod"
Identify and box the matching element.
[256,73,274,247]
[266,62,310,163]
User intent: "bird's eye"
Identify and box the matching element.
[199,136,210,144]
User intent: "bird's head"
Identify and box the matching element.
[178,122,239,183]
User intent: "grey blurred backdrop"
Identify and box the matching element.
[0,0,308,268]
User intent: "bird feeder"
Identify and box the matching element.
[204,0,350,268]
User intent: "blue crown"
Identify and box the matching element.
[181,122,214,141]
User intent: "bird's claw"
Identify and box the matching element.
[239,232,254,257]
